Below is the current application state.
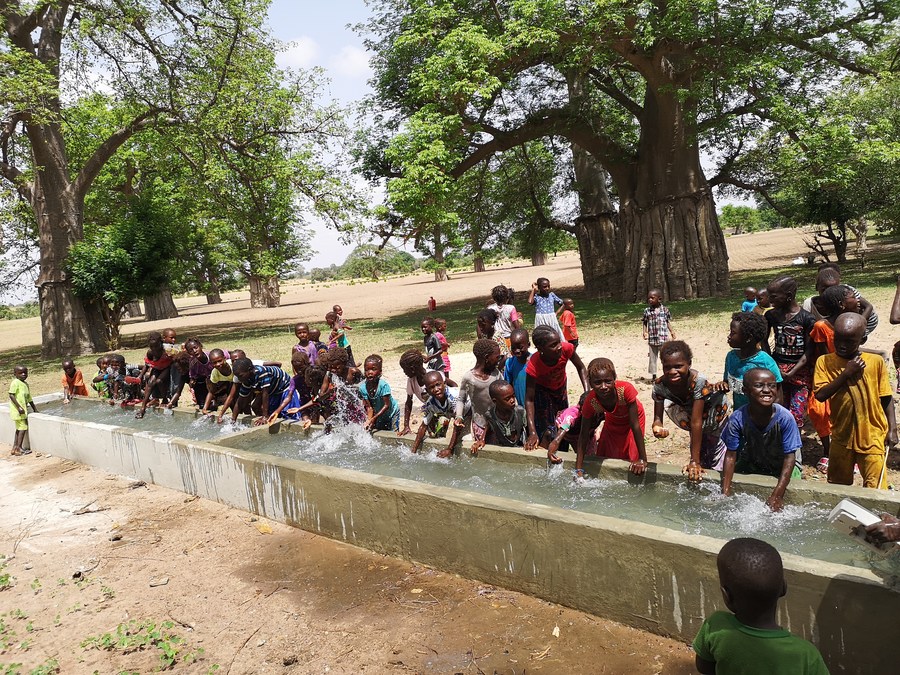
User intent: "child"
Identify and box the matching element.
[200,348,233,415]
[135,331,173,419]
[411,371,467,456]
[763,276,815,430]
[556,298,579,351]
[184,338,214,409]
[420,318,446,372]
[308,328,328,360]
[528,277,564,339]
[315,348,365,427]
[803,263,877,335]
[91,356,112,400]
[524,325,589,451]
[398,349,436,436]
[642,288,676,382]
[454,339,503,452]
[487,284,520,348]
[267,351,314,425]
[723,311,782,410]
[433,317,452,376]
[693,538,828,675]
[161,328,179,355]
[231,358,294,427]
[61,360,89,403]
[575,358,648,479]
[472,380,526,454]
[165,352,191,410]
[332,304,356,366]
[753,288,772,315]
[105,356,125,404]
[325,311,353,362]
[741,287,758,313]
[292,323,318,365]
[504,329,530,406]
[813,312,892,489]
[475,308,510,368]
[8,365,36,456]
[720,368,802,512]
[358,355,400,432]
[652,341,731,481]
[546,395,595,465]
[807,284,853,471]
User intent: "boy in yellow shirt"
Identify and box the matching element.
[8,365,37,456]
[813,313,891,488]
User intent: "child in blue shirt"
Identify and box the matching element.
[503,329,530,406]
[723,311,782,409]
[741,286,758,313]
[358,355,400,432]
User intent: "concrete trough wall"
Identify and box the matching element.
[3,404,898,673]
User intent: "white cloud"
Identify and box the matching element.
[329,45,371,78]
[277,36,320,69]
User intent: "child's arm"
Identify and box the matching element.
[651,399,669,438]
[684,398,707,482]
[399,394,413,436]
[528,283,537,305]
[524,375,539,450]
[547,426,568,464]
[253,388,270,426]
[200,385,216,415]
[410,420,428,453]
[262,360,282,368]
[8,393,25,416]
[441,417,463,458]
[472,423,491,456]
[267,380,296,424]
[765,452,796,512]
[666,317,676,340]
[720,450,737,497]
[572,421,591,475]
[815,356,865,402]
[627,402,648,475]
[570,352,589,391]
[857,295,874,322]
[891,275,900,325]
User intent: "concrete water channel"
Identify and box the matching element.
[4,396,898,673]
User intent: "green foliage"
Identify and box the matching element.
[718,205,765,235]
[68,190,179,348]
[309,244,420,282]
[0,558,12,592]
[0,304,39,321]
[81,619,205,671]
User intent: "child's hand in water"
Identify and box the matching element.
[470,440,484,456]
[651,424,668,439]
[765,493,785,512]
[547,448,563,465]
[682,460,705,482]
[266,412,279,425]
[216,414,225,424]
[300,418,312,430]
[629,458,648,475]
[525,433,540,451]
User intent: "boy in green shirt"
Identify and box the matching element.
[693,537,829,674]
[8,364,37,456]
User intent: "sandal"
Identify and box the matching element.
[816,457,829,473]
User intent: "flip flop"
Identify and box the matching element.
[816,457,829,473]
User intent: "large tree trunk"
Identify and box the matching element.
[531,251,546,266]
[249,275,281,307]
[432,224,448,281]
[143,285,179,321]
[124,302,143,318]
[617,86,729,302]
[206,270,222,304]
[33,165,106,357]
[569,143,622,298]
[473,252,486,273]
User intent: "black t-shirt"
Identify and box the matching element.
[766,308,816,365]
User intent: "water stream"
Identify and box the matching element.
[39,402,246,442]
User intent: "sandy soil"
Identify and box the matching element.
[0,455,694,674]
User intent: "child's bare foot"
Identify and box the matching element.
[10,448,31,456]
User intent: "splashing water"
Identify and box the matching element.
[233,425,900,572]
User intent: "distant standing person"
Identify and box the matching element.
[741,287,758,313]
[8,365,36,456]
[486,284,521,348]
[642,288,676,382]
[556,298,579,351]
[528,277,565,340]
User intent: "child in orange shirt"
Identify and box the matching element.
[556,298,579,351]
[61,360,89,402]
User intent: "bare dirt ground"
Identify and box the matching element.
[0,455,694,674]
[2,227,899,673]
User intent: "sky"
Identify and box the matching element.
[267,1,377,270]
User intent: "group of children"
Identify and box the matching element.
[9,270,900,508]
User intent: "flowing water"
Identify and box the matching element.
[232,425,900,573]
[39,401,246,442]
